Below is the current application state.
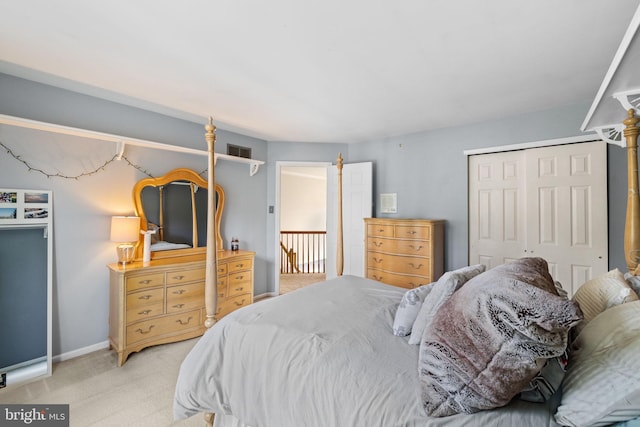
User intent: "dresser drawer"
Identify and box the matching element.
[217,276,228,299]
[228,258,253,273]
[368,238,431,257]
[229,270,252,287]
[395,225,430,240]
[216,293,252,318]
[367,223,394,238]
[367,252,431,277]
[126,309,201,345]
[217,263,228,276]
[126,273,165,292]
[366,269,432,289]
[166,268,206,285]
[228,280,251,297]
[126,288,164,309]
[126,302,164,324]
[167,282,204,313]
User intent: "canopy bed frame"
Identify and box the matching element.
[182,5,640,424]
[581,4,640,273]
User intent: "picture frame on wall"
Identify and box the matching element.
[0,189,51,224]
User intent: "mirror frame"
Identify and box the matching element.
[132,167,224,260]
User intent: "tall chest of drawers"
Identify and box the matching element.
[108,250,254,366]
[364,218,444,289]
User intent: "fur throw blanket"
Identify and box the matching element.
[419,258,582,416]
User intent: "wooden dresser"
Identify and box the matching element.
[108,250,254,366]
[364,218,444,289]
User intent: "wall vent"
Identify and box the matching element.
[227,144,252,159]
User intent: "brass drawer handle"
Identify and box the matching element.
[217,268,225,273]
[409,245,423,251]
[138,279,152,285]
[173,289,187,295]
[373,241,383,247]
[176,316,193,325]
[408,263,424,270]
[378,228,385,232]
[235,287,243,292]
[234,299,246,306]
[372,257,383,264]
[172,275,185,281]
[235,263,246,268]
[406,231,417,235]
[173,304,185,309]
[234,275,245,280]
[135,325,155,335]
[372,275,383,281]
[138,294,153,300]
[138,309,152,315]
[218,292,224,297]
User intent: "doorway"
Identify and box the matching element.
[275,162,330,295]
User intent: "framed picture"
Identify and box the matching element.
[0,189,52,225]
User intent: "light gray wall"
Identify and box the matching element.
[349,104,627,273]
[0,72,630,359]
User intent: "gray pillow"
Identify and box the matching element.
[407,264,486,345]
[392,284,433,336]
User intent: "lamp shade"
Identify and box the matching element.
[110,216,140,243]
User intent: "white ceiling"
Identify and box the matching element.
[1,0,639,143]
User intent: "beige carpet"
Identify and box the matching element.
[279,273,326,294]
[0,338,203,426]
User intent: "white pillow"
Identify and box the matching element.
[572,269,638,335]
[407,264,485,345]
[555,300,640,427]
[392,284,433,336]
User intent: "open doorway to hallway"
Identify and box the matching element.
[278,164,327,295]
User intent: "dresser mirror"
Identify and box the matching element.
[132,168,224,260]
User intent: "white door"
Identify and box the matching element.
[469,141,607,296]
[525,142,608,295]
[326,161,373,279]
[468,150,526,269]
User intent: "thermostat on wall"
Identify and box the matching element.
[380,193,397,213]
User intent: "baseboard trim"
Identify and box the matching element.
[53,340,110,363]
[254,292,278,301]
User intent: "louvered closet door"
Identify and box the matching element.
[469,141,607,296]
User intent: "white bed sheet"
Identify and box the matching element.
[174,275,561,427]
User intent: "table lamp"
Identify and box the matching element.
[110,216,140,265]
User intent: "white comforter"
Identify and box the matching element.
[174,275,560,427]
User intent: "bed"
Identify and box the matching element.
[173,117,640,427]
[174,7,640,424]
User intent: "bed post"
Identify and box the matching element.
[624,109,640,273]
[203,118,218,427]
[337,153,344,276]
[204,117,218,328]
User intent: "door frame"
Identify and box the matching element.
[274,161,331,296]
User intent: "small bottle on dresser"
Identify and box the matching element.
[231,237,239,251]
